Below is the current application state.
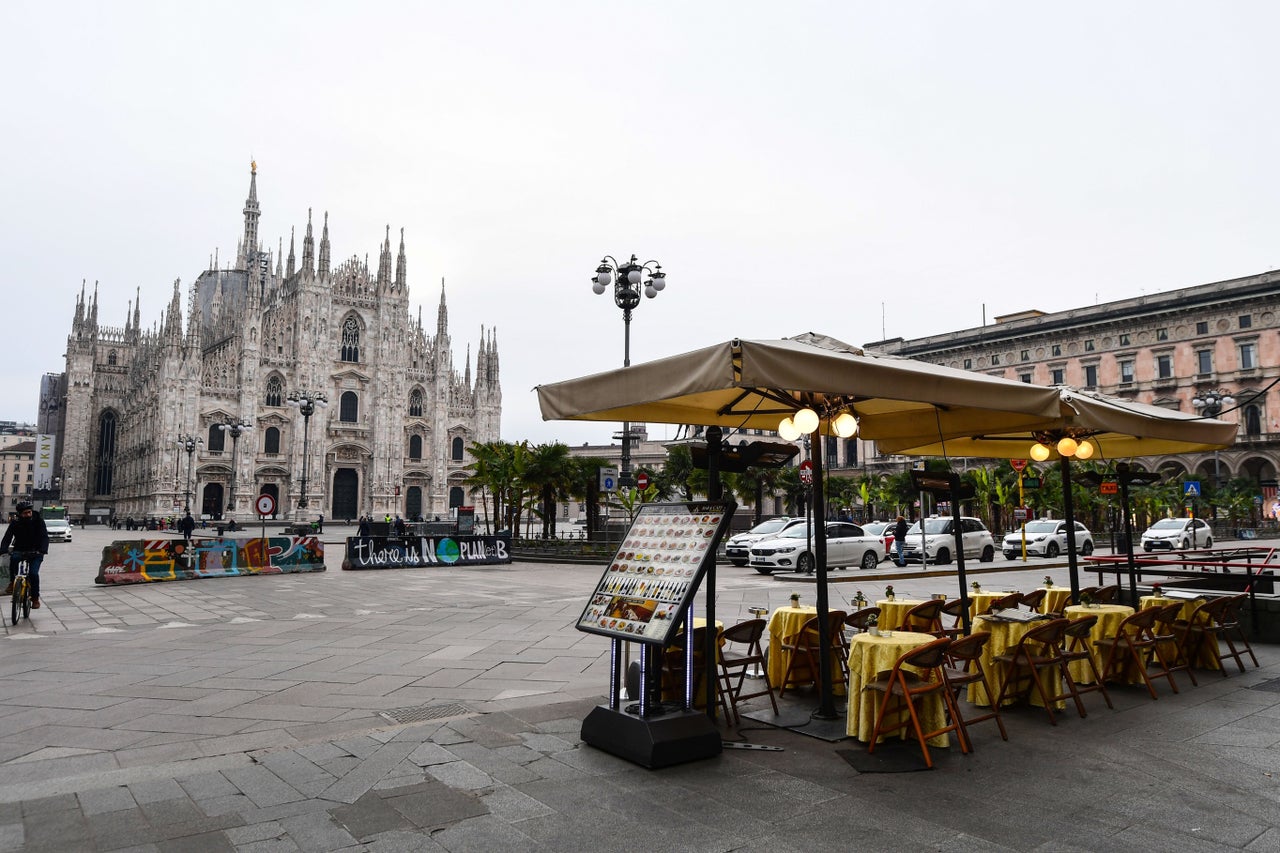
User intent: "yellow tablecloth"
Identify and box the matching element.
[1063,604,1133,684]
[766,606,816,687]
[967,617,1040,707]
[1039,588,1072,614]
[845,631,947,746]
[968,590,1018,618]
[1138,596,1218,669]
[876,599,926,631]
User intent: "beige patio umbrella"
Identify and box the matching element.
[537,332,1066,720]
[879,387,1237,606]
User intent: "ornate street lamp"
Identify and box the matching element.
[176,434,203,513]
[287,390,328,515]
[592,254,667,487]
[218,417,253,514]
[1192,389,1236,495]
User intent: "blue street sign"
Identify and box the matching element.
[1183,481,1201,497]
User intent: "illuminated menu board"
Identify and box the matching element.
[576,501,736,647]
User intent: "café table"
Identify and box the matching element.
[766,605,847,696]
[1139,595,1219,670]
[876,598,926,631]
[1063,603,1133,684]
[845,630,948,746]
[661,617,724,705]
[968,590,1017,618]
[1039,587,1073,615]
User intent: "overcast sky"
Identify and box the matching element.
[5,2,1278,446]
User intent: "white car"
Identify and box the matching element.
[1003,519,1094,559]
[724,517,804,566]
[900,516,995,565]
[44,518,72,543]
[1141,517,1213,551]
[748,521,884,574]
[859,521,896,560]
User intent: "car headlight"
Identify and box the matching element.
[776,546,797,554]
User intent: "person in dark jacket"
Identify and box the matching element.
[893,515,910,567]
[179,512,196,542]
[1,502,50,608]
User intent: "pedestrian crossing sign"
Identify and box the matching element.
[1183,481,1201,497]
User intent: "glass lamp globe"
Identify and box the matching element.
[627,269,642,284]
[778,417,800,441]
[592,281,607,294]
[794,408,820,434]
[1056,437,1078,457]
[1029,443,1051,462]
[651,272,666,291]
[1074,440,1095,460]
[832,412,858,438]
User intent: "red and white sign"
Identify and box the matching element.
[1010,459,1027,472]
[799,460,814,485]
[255,494,276,517]
[1100,481,1119,495]
[635,472,650,490]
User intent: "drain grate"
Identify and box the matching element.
[379,702,474,725]
[1249,678,1280,693]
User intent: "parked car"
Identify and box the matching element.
[724,516,805,566]
[1002,519,1093,559]
[748,521,884,574]
[900,516,995,565]
[860,521,896,559]
[1140,517,1213,551]
[44,517,73,543]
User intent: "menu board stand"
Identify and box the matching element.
[577,500,736,768]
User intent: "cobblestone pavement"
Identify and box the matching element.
[0,526,1277,851]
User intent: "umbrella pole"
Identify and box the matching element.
[811,432,838,720]
[1119,464,1139,605]
[946,474,973,636]
[1060,456,1081,604]
[704,427,721,722]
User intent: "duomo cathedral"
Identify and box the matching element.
[47,163,501,523]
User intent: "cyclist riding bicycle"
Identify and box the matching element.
[1,501,49,609]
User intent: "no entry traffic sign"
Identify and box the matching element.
[636,472,650,490]
[799,460,814,485]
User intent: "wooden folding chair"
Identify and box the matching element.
[941,631,1008,750]
[902,599,944,635]
[1060,614,1113,709]
[1093,607,1178,700]
[992,618,1086,725]
[1191,594,1259,675]
[1150,601,1198,689]
[865,637,966,768]
[718,618,778,723]
[1019,588,1048,612]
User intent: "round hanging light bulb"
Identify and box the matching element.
[592,281,607,294]
[1029,442,1051,462]
[1056,436,1078,457]
[778,417,800,441]
[627,269,642,284]
[794,408,820,434]
[650,271,666,291]
[832,412,858,438]
[1074,440,1095,460]
[644,285,656,298]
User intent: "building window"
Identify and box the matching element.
[265,376,283,407]
[409,390,423,418]
[449,486,464,507]
[1239,341,1257,369]
[1240,314,1253,329]
[1084,340,1095,352]
[1019,373,1032,384]
[409,435,423,460]
[991,354,1000,365]
[845,439,857,466]
[1245,405,1262,436]
[1051,344,1061,357]
[963,358,972,369]
[1196,321,1208,335]
[1119,333,1130,346]
[339,391,359,422]
[1156,328,1168,341]
[107,350,118,366]
[1020,350,1029,362]
[1051,368,1065,384]
[94,410,117,496]
[452,436,465,461]
[207,424,225,452]
[340,317,361,362]
[1157,354,1173,379]
[1196,350,1213,374]
[1120,360,1134,384]
[264,427,281,454]
[1083,365,1098,387]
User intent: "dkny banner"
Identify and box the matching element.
[341,535,513,570]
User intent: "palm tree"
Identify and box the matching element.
[463,440,518,534]
[522,442,574,538]
[657,445,696,500]
[567,456,610,538]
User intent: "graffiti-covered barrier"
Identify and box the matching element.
[96,537,325,584]
[341,535,512,569]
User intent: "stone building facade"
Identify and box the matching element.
[864,269,1280,509]
[51,164,501,523]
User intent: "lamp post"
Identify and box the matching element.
[1191,389,1235,494]
[287,390,328,516]
[176,434,203,514]
[218,417,253,515]
[592,254,667,487]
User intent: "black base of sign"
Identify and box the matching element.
[580,705,721,769]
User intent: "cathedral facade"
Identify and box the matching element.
[52,164,501,523]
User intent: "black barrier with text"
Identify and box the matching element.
[341,535,512,569]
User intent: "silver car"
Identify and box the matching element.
[724,517,804,566]
[1003,519,1093,559]
[748,521,884,574]
[1141,517,1213,551]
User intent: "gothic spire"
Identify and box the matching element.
[240,160,261,269]
[302,209,315,277]
[377,225,392,287]
[318,211,331,276]
[395,227,407,289]
[276,238,283,278]
[436,278,448,339]
[286,226,296,278]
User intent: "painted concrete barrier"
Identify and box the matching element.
[341,535,512,569]
[96,537,326,584]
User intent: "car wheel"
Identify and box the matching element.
[797,553,813,573]
[730,559,747,567]
[1179,538,1190,550]
[861,551,879,571]
[1143,543,1152,552]
[1005,551,1018,560]
[935,548,951,565]
[1045,542,1059,559]
[1205,536,1213,548]
[754,566,774,575]
[1081,540,1094,556]
[980,545,995,563]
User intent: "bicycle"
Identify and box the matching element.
[8,553,32,625]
